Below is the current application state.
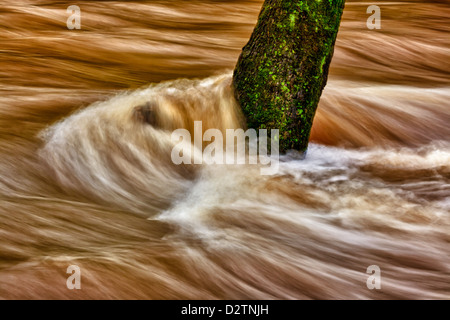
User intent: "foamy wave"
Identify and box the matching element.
[39,74,242,215]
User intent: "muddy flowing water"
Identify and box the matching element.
[0,0,449,299]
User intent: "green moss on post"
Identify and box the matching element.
[233,0,345,152]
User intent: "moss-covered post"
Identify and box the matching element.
[233,0,345,152]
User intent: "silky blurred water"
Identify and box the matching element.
[0,0,449,299]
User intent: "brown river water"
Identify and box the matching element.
[0,0,449,299]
